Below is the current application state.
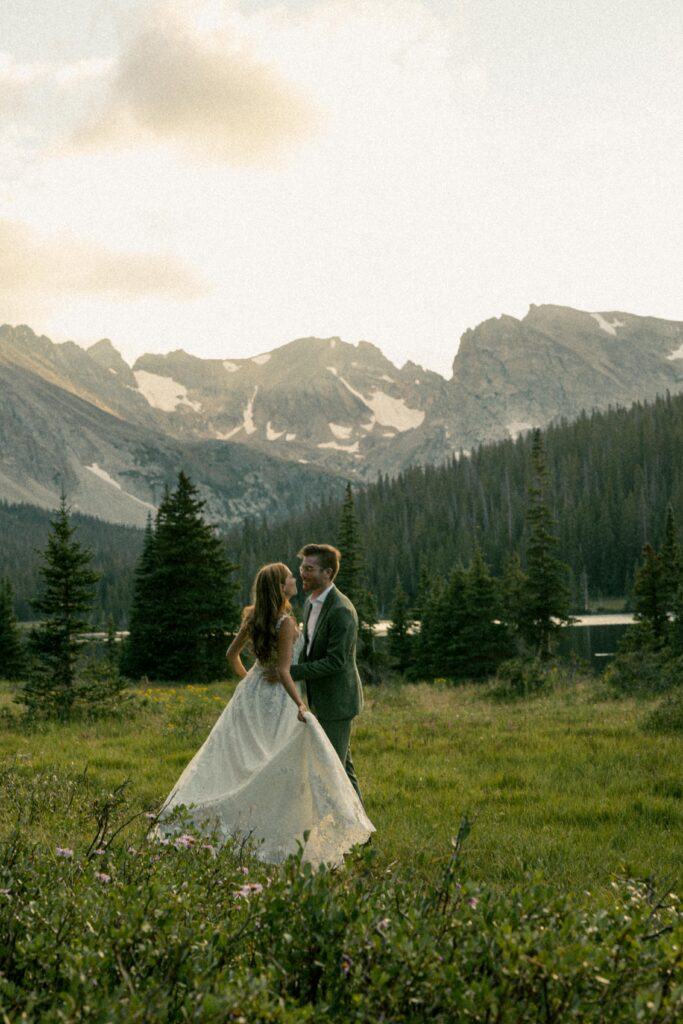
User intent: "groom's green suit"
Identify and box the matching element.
[290,585,364,801]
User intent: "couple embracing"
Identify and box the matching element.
[158,543,374,868]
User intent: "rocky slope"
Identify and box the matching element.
[0,355,343,528]
[2,304,683,526]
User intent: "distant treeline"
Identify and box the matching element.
[4,389,683,621]
[226,391,683,612]
[0,503,144,626]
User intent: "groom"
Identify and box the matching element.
[289,543,364,802]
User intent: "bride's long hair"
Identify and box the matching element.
[242,562,293,663]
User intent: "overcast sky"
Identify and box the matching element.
[1,0,681,377]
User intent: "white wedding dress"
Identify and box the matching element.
[157,625,374,868]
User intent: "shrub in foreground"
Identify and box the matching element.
[1,765,682,1022]
[642,687,683,733]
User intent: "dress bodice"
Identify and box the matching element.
[255,615,303,669]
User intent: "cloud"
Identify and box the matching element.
[0,219,204,299]
[70,15,318,164]
[0,52,52,114]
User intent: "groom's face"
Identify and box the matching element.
[299,556,331,595]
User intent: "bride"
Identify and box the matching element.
[157,562,374,867]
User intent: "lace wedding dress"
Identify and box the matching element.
[157,624,374,868]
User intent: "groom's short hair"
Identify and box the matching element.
[297,543,340,580]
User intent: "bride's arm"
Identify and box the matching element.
[276,616,309,723]
[226,619,251,679]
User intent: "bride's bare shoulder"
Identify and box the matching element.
[276,613,299,637]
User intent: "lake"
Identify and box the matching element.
[375,614,634,672]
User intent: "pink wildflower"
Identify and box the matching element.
[56,847,73,859]
[95,872,112,884]
[468,896,479,910]
[234,882,264,899]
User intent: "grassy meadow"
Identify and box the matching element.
[2,671,681,897]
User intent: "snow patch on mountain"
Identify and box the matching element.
[223,361,240,373]
[590,313,625,336]
[667,344,683,361]
[252,353,271,365]
[134,371,202,412]
[318,440,360,453]
[266,421,284,440]
[244,386,258,434]
[327,366,338,376]
[84,463,157,510]
[337,376,424,431]
[329,423,353,440]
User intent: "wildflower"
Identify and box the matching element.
[340,954,353,976]
[234,882,264,899]
[468,896,479,910]
[56,847,73,859]
[93,848,106,856]
[377,917,390,932]
[237,865,249,875]
[144,812,158,820]
[95,872,112,884]
[201,843,218,857]
[174,834,197,849]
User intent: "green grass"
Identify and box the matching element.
[1,675,682,896]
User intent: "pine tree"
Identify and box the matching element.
[415,574,449,679]
[335,483,380,674]
[124,473,240,681]
[500,551,528,644]
[459,547,512,678]
[660,504,683,613]
[387,580,414,674]
[632,543,668,642]
[20,495,100,717]
[521,430,572,658]
[121,515,161,678]
[335,483,367,607]
[0,578,26,680]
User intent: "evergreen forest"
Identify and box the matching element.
[227,391,683,611]
[2,389,683,621]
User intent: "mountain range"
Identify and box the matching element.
[1,304,682,528]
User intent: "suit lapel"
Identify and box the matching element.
[302,599,312,658]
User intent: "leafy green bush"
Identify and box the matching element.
[604,651,683,698]
[642,687,683,733]
[1,762,682,1022]
[492,657,556,699]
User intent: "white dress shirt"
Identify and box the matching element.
[306,584,335,654]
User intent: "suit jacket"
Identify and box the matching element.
[290,585,363,721]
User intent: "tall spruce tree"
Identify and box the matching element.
[335,483,367,606]
[0,578,26,680]
[387,580,414,674]
[124,473,240,681]
[632,543,668,642]
[660,504,683,613]
[459,547,512,678]
[20,495,100,717]
[335,483,378,666]
[521,430,572,658]
[121,515,161,678]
